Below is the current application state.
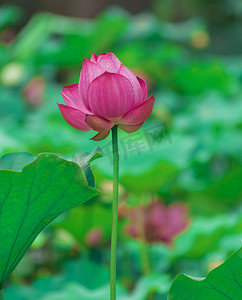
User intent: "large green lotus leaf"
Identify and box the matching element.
[168,247,242,300]
[0,153,99,287]
[0,147,102,188]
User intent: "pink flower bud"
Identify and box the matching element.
[22,76,45,107]
[58,53,155,140]
[85,228,103,248]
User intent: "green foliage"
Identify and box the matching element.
[11,8,128,66]
[168,247,242,300]
[120,161,177,194]
[174,61,233,95]
[53,204,112,243]
[172,211,242,259]
[0,153,99,287]
[0,4,23,30]
[5,259,170,300]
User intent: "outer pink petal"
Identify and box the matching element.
[79,59,105,108]
[91,130,110,141]
[120,95,155,125]
[85,115,114,132]
[57,103,91,131]
[118,123,144,133]
[90,53,98,62]
[61,83,91,114]
[97,53,122,73]
[119,65,143,106]
[137,76,147,103]
[87,72,134,118]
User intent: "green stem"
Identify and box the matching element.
[138,204,151,276]
[140,239,151,275]
[110,125,119,300]
[140,244,154,300]
[0,289,4,300]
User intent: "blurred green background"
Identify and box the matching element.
[0,0,241,299]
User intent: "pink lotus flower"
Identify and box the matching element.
[58,53,155,141]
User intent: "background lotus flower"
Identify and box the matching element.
[125,199,190,246]
[58,53,155,141]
